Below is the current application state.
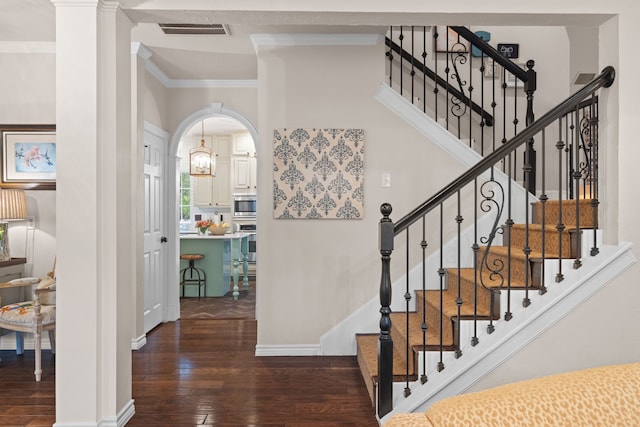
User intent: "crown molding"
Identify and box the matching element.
[0,42,56,54]
[166,79,257,89]
[132,42,256,89]
[250,33,383,53]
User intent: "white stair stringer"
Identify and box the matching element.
[379,241,636,425]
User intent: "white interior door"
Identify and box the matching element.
[143,129,166,333]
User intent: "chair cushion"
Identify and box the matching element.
[0,301,56,326]
[36,277,56,305]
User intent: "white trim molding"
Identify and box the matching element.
[250,33,384,52]
[131,334,147,350]
[131,42,257,89]
[255,344,321,356]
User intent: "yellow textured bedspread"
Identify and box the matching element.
[384,362,640,427]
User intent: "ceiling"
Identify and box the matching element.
[2,1,613,136]
[3,1,613,82]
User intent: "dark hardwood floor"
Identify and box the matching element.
[0,309,379,426]
[130,319,378,426]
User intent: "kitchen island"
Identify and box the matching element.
[179,233,250,299]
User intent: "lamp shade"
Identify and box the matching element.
[0,189,27,220]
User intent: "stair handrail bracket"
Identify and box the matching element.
[375,65,615,419]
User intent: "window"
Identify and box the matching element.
[179,172,191,231]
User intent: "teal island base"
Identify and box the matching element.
[179,233,249,299]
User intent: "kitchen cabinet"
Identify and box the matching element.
[232,132,255,157]
[193,157,231,207]
[232,156,257,192]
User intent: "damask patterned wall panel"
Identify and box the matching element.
[273,128,365,219]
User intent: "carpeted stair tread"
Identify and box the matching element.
[451,265,539,291]
[448,267,523,290]
[390,311,452,350]
[532,198,597,228]
[479,245,564,261]
[509,223,577,258]
[356,334,412,379]
[511,223,582,231]
[417,288,496,322]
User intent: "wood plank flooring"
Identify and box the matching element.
[0,316,378,426]
[130,319,379,426]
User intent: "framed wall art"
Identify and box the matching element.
[1,125,56,190]
[273,128,365,220]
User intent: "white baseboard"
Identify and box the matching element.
[255,344,321,356]
[52,399,135,427]
[131,334,147,350]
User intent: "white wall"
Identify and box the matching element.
[0,52,56,279]
[255,39,472,348]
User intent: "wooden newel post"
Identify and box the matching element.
[378,203,394,418]
[524,59,537,194]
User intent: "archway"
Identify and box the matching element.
[164,103,258,321]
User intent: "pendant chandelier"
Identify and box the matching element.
[189,120,216,176]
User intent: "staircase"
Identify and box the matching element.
[355,198,594,405]
[350,62,619,421]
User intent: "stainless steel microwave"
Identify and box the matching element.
[233,193,257,218]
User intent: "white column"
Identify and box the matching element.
[131,43,148,349]
[52,1,135,425]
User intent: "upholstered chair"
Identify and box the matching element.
[0,276,56,381]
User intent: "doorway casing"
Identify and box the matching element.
[164,102,258,321]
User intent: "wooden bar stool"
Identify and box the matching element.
[179,254,207,299]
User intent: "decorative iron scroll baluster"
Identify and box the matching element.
[378,203,393,418]
[578,109,592,199]
[479,167,506,328]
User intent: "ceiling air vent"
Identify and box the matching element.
[158,23,230,35]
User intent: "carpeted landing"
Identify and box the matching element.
[180,279,255,320]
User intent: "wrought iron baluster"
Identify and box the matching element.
[437,203,445,372]
[504,151,513,322]
[422,27,427,114]
[522,131,532,308]
[471,177,479,346]
[411,26,416,107]
[573,105,582,269]
[455,191,463,358]
[400,27,405,96]
[404,230,411,397]
[387,26,393,88]
[590,95,600,256]
[539,129,548,295]
[420,215,428,384]
[556,117,565,283]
